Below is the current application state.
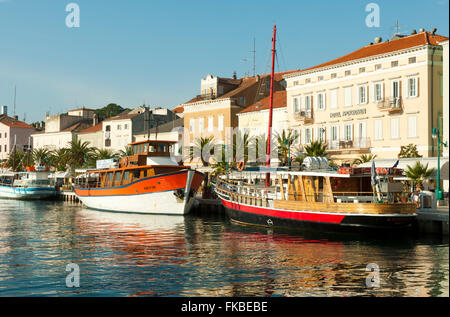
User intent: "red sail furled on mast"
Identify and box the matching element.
[265,25,276,187]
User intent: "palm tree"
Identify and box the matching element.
[234,131,253,163]
[304,140,328,157]
[32,148,52,166]
[5,151,25,172]
[251,134,268,164]
[274,130,299,166]
[68,140,95,168]
[51,148,70,171]
[405,161,436,189]
[352,154,377,166]
[119,146,134,157]
[189,136,215,167]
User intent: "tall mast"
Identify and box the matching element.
[265,25,276,187]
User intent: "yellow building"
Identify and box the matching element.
[284,30,448,164]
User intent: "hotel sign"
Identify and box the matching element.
[330,108,366,118]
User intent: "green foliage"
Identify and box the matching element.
[405,161,436,187]
[398,144,422,158]
[352,154,377,166]
[304,140,328,157]
[32,148,52,166]
[68,140,96,168]
[50,148,70,171]
[94,103,130,121]
[188,136,215,167]
[118,146,134,157]
[274,130,299,166]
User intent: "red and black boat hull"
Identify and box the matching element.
[221,198,416,233]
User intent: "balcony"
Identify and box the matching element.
[377,97,403,113]
[196,93,217,101]
[294,109,313,123]
[327,138,371,153]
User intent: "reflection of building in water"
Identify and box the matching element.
[74,209,188,266]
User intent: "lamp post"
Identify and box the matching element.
[432,126,448,200]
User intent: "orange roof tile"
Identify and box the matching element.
[0,114,35,129]
[78,122,103,134]
[172,106,184,113]
[238,90,287,114]
[289,32,449,75]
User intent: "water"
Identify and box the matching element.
[0,199,448,297]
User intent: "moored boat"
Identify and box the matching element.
[73,140,204,215]
[214,166,417,232]
[0,166,56,200]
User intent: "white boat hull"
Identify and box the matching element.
[76,189,196,215]
[0,185,56,200]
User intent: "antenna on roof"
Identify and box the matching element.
[249,37,256,77]
[390,19,407,37]
[13,85,16,117]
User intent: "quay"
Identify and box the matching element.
[416,206,449,236]
[57,190,81,204]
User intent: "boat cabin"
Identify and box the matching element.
[120,140,178,167]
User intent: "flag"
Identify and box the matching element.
[392,159,399,168]
[371,160,378,186]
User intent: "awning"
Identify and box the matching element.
[359,157,449,180]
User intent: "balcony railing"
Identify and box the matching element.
[196,93,216,101]
[294,109,313,123]
[377,97,402,113]
[327,138,371,151]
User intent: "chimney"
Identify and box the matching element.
[431,28,437,35]
[232,71,237,80]
[411,29,417,35]
[14,115,18,121]
[374,37,382,44]
[93,113,98,126]
[256,75,260,82]
[419,28,425,33]
[0,105,7,116]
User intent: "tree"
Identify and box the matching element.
[94,103,130,121]
[352,154,377,166]
[274,130,299,166]
[405,161,435,189]
[51,148,70,171]
[399,144,422,158]
[119,146,134,157]
[233,131,253,164]
[32,148,52,166]
[5,151,25,172]
[189,136,215,167]
[68,140,95,168]
[304,140,328,157]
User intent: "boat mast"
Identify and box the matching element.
[265,25,276,187]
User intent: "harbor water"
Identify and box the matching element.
[0,199,448,297]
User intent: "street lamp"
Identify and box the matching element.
[432,126,448,200]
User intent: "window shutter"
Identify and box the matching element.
[370,84,375,103]
[403,79,408,98]
[356,87,360,105]
[323,93,326,110]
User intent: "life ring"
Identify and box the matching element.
[331,178,341,191]
[237,160,245,171]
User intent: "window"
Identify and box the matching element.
[304,128,312,144]
[218,115,224,131]
[218,86,224,95]
[375,64,382,70]
[105,139,111,147]
[344,87,352,107]
[189,119,194,133]
[391,80,400,99]
[331,125,339,141]
[374,119,383,140]
[317,93,325,110]
[374,82,384,102]
[124,124,128,130]
[344,124,353,141]
[331,73,337,79]
[318,127,326,142]
[198,117,204,133]
[345,70,351,76]
[408,57,416,64]
[293,97,300,113]
[208,116,213,132]
[408,116,417,138]
[318,76,323,81]
[4,145,6,152]
[117,125,121,130]
[330,89,338,109]
[106,125,111,132]
[304,95,312,110]
[408,77,418,97]
[359,67,366,73]
[391,61,398,67]
[305,78,311,84]
[239,96,245,106]
[293,81,298,86]
[357,86,367,104]
[390,118,400,139]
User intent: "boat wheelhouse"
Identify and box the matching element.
[73,140,204,215]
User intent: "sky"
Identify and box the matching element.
[0,0,449,123]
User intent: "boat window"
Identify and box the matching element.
[108,172,113,184]
[143,169,148,178]
[123,171,130,181]
[115,172,121,182]
[133,170,140,179]
[143,144,148,152]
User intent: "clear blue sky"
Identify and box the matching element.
[0,0,448,123]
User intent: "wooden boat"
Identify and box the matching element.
[0,166,56,200]
[73,140,204,215]
[213,25,415,232]
[214,167,417,232]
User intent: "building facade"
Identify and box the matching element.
[284,30,448,164]
[0,114,36,161]
[440,39,449,192]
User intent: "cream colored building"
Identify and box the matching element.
[440,39,449,192]
[77,123,104,149]
[284,30,448,164]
